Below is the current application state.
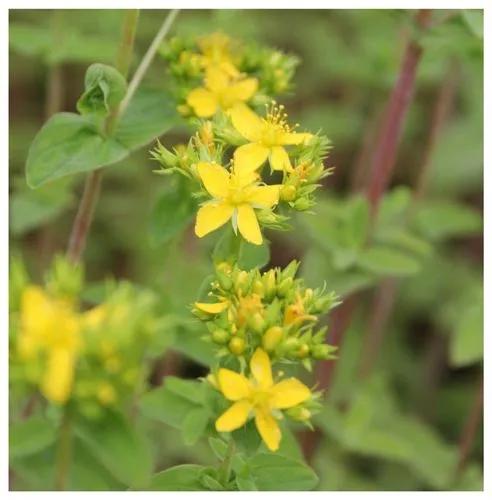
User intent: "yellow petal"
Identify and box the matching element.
[83,304,107,329]
[270,378,311,409]
[187,88,218,117]
[41,348,75,404]
[233,143,269,174]
[230,103,263,142]
[237,204,262,245]
[255,409,281,451]
[204,65,229,93]
[247,185,280,209]
[195,202,234,238]
[228,77,258,101]
[217,368,251,401]
[216,400,252,432]
[270,146,292,172]
[195,300,229,314]
[281,132,314,145]
[197,162,230,198]
[250,348,273,389]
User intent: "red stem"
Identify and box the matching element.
[366,9,433,217]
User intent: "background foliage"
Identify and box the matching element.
[9,9,483,491]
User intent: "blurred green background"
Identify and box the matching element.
[9,9,483,491]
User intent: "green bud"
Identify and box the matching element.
[283,337,300,353]
[253,279,265,296]
[235,270,249,292]
[293,197,312,211]
[212,329,230,345]
[262,326,284,352]
[280,184,297,202]
[296,343,310,359]
[249,313,266,334]
[263,269,277,300]
[311,344,337,360]
[286,406,311,422]
[229,336,246,355]
[277,277,293,297]
[217,271,233,291]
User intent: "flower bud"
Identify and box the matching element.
[283,337,300,353]
[212,328,230,345]
[263,269,277,299]
[262,326,284,352]
[277,277,293,297]
[280,185,297,202]
[217,272,233,291]
[249,313,266,334]
[293,197,312,211]
[286,406,311,422]
[311,344,337,360]
[253,279,265,296]
[296,343,310,359]
[235,270,249,292]
[229,337,245,355]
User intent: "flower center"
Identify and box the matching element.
[259,102,293,147]
[250,389,271,408]
[227,187,246,206]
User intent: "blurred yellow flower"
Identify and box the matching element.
[186,66,258,118]
[215,348,311,451]
[196,32,240,77]
[230,102,313,174]
[195,161,280,245]
[17,286,82,404]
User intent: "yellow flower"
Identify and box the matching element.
[215,348,311,451]
[194,161,280,245]
[17,286,82,404]
[196,32,240,77]
[230,102,313,174]
[187,66,258,118]
[284,292,317,327]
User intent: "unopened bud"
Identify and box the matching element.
[263,269,277,299]
[296,343,310,359]
[277,277,293,297]
[212,329,230,345]
[249,313,266,334]
[262,326,284,352]
[229,337,245,355]
[280,185,297,202]
[286,406,311,422]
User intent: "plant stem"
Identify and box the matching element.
[54,410,72,490]
[365,9,433,218]
[220,438,236,485]
[456,376,483,475]
[66,9,140,263]
[118,9,180,118]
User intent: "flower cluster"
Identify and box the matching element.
[9,257,160,418]
[194,260,338,367]
[152,32,337,452]
[160,32,299,117]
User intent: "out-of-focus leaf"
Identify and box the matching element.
[10,180,74,235]
[450,302,483,367]
[462,10,483,39]
[149,180,196,246]
[182,407,210,446]
[9,415,57,460]
[357,246,421,276]
[169,322,216,366]
[413,201,482,241]
[149,464,207,491]
[248,452,318,491]
[165,376,205,404]
[139,383,198,429]
[74,411,152,489]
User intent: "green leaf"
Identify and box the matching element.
[248,453,319,491]
[462,10,483,39]
[10,180,73,235]
[208,437,228,460]
[166,376,205,404]
[139,382,198,429]
[357,246,421,276]
[149,464,207,491]
[236,476,258,491]
[149,180,195,246]
[170,322,216,366]
[9,415,57,460]
[77,63,127,116]
[26,89,179,188]
[114,88,179,150]
[239,240,271,270]
[450,303,483,367]
[414,201,482,241]
[74,411,152,489]
[182,407,210,445]
[26,113,127,188]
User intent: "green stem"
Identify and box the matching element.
[66,9,140,263]
[220,438,236,485]
[54,410,72,490]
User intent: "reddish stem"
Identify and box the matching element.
[366,9,433,217]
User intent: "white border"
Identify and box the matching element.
[3,1,488,498]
